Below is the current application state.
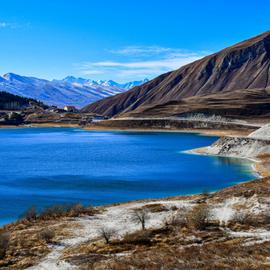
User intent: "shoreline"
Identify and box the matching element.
[190,146,268,178]
[0,122,264,175]
[84,124,253,137]
[0,122,253,137]
[0,122,264,179]
[188,146,262,178]
[0,122,267,226]
[3,175,270,269]
[0,123,81,129]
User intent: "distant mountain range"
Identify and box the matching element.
[82,30,270,118]
[0,73,148,108]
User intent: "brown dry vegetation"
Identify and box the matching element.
[2,178,270,269]
[0,203,99,269]
[60,177,270,269]
[61,217,249,270]
[256,153,270,177]
[91,241,270,270]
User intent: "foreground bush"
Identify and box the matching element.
[232,212,251,225]
[188,204,211,230]
[69,204,96,217]
[39,204,74,219]
[20,203,97,222]
[164,207,189,228]
[21,206,37,221]
[39,228,55,243]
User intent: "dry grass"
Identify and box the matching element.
[0,203,100,269]
[188,204,211,230]
[94,241,270,270]
[0,227,50,269]
[59,178,270,269]
[3,177,270,269]
[256,153,270,177]
[71,225,250,270]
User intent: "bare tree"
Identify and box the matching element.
[188,204,211,230]
[21,206,37,221]
[131,209,149,230]
[99,227,116,244]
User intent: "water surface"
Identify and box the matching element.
[0,128,254,225]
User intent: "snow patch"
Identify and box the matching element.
[211,195,269,224]
[28,200,193,270]
[228,229,270,246]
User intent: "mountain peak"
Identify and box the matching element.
[58,77,149,90]
[62,76,88,84]
[0,73,147,108]
[218,30,270,56]
[3,73,22,81]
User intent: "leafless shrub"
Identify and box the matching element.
[188,204,211,230]
[231,212,255,225]
[165,212,188,228]
[99,227,116,244]
[69,204,96,217]
[69,204,86,217]
[0,232,10,259]
[39,205,67,219]
[38,203,97,220]
[39,204,77,219]
[39,228,55,243]
[131,209,149,230]
[21,206,37,221]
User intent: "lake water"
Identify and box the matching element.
[0,127,255,225]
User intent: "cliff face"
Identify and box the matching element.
[203,136,270,159]
[82,30,270,117]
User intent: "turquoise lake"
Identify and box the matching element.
[0,127,255,225]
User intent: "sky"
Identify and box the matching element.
[0,0,270,82]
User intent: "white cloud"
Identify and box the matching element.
[80,69,105,75]
[108,46,174,56]
[77,46,209,80]
[0,22,12,28]
[0,21,30,29]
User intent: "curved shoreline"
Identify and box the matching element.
[0,123,264,177]
[0,126,260,226]
[186,148,262,179]
[22,123,267,178]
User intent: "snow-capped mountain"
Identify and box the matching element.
[58,77,149,90]
[0,73,148,108]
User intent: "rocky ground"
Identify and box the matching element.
[193,123,270,177]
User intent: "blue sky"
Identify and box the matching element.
[0,0,270,82]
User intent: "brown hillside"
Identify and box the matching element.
[82,30,270,117]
